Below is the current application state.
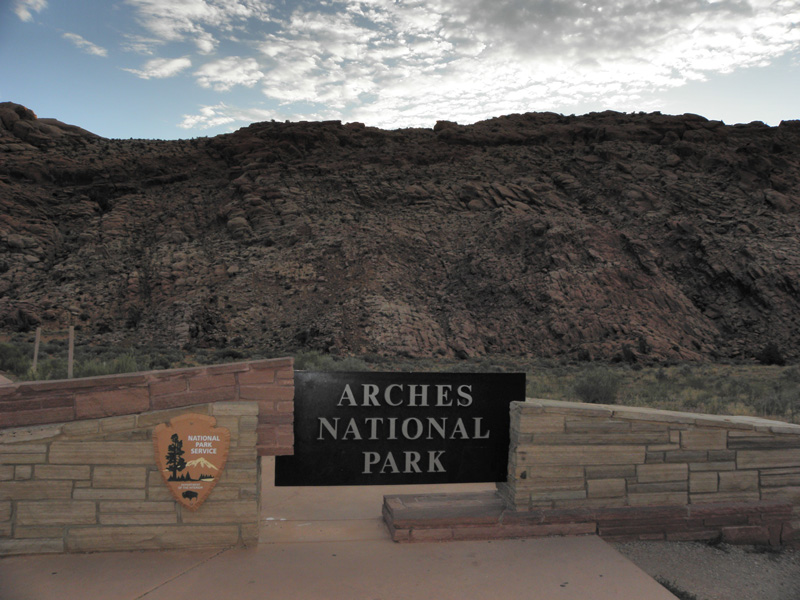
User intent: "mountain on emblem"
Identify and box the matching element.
[153,414,230,511]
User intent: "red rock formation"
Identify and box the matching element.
[2,102,799,362]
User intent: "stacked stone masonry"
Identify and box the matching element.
[497,399,800,545]
[0,358,295,456]
[0,401,261,556]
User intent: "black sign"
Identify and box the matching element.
[275,371,525,486]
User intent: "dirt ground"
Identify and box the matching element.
[615,541,800,600]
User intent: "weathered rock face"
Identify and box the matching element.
[1,101,800,362]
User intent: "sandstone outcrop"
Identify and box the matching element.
[1,102,799,362]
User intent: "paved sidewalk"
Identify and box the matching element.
[0,459,677,599]
[0,535,677,600]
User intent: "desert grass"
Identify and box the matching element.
[1,334,798,423]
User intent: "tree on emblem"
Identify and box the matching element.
[166,433,187,481]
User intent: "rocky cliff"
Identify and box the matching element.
[2,101,799,362]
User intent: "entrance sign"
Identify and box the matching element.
[275,372,525,486]
[153,413,231,510]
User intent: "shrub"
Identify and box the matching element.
[0,342,32,377]
[756,342,785,366]
[572,367,621,404]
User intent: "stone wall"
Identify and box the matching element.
[0,358,294,456]
[0,401,260,555]
[499,399,800,545]
[0,358,296,556]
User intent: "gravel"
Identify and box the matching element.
[614,541,800,600]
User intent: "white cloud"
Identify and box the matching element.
[13,0,47,21]
[124,0,274,53]
[124,56,192,79]
[62,32,108,57]
[178,102,275,129]
[247,0,800,128]
[195,56,263,90]
[116,0,800,129]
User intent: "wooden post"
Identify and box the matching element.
[32,327,41,374]
[67,326,75,379]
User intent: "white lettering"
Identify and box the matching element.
[362,384,380,407]
[408,384,429,407]
[450,418,469,439]
[363,451,380,474]
[435,385,453,407]
[337,384,357,407]
[457,385,473,407]
[428,450,446,472]
[473,417,490,439]
[342,418,362,440]
[404,451,422,473]
[384,384,403,407]
[401,417,423,440]
[318,417,339,440]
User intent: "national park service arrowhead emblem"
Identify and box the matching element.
[153,414,230,511]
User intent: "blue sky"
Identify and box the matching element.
[2,0,799,139]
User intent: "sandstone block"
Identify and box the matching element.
[73,488,146,500]
[49,441,153,465]
[681,429,727,450]
[628,492,687,506]
[13,527,64,539]
[15,465,32,479]
[241,522,259,546]
[66,525,240,552]
[529,490,587,502]
[664,450,707,463]
[721,525,770,545]
[100,415,137,433]
[565,418,629,433]
[588,478,626,498]
[136,405,210,429]
[690,461,736,472]
[0,538,64,556]
[517,413,565,433]
[0,425,62,444]
[34,465,91,480]
[189,373,235,391]
[718,470,758,492]
[75,387,149,420]
[0,480,73,500]
[220,467,258,485]
[516,445,645,466]
[237,368,276,386]
[511,465,584,480]
[690,472,718,493]
[514,478,585,492]
[0,501,10,521]
[211,402,259,417]
[99,501,176,513]
[16,501,96,526]
[149,377,187,397]
[99,513,178,525]
[92,466,147,489]
[738,449,800,469]
[627,481,687,494]
[151,388,235,410]
[585,465,637,479]
[180,500,258,524]
[62,420,100,436]
[690,491,761,504]
[761,486,800,504]
[760,469,800,487]
[636,463,687,483]
[0,466,13,481]
[0,450,47,465]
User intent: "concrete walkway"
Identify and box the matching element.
[0,459,677,599]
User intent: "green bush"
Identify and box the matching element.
[572,367,621,404]
[0,342,31,377]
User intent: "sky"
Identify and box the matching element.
[1,0,799,139]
